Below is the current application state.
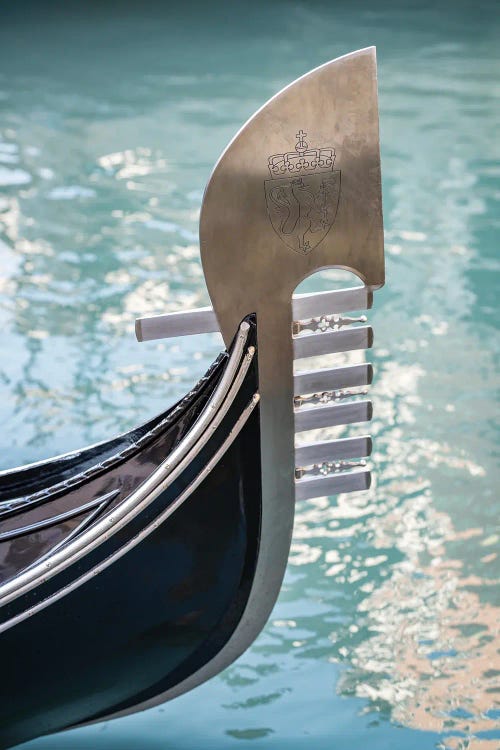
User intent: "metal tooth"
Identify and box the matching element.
[295,400,372,432]
[136,306,217,342]
[292,313,367,336]
[293,325,373,360]
[294,388,368,408]
[294,363,373,394]
[295,436,372,466]
[295,459,366,480]
[295,468,371,501]
[292,286,372,319]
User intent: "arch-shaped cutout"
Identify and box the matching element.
[294,268,364,296]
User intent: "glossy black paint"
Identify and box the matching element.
[0,351,227,515]
[0,351,227,582]
[0,320,262,748]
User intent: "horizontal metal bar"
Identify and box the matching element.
[295,468,371,501]
[292,286,372,319]
[135,306,217,342]
[294,363,373,394]
[295,436,372,466]
[293,325,373,360]
[294,400,372,432]
[135,287,371,342]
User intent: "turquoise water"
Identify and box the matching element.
[1,2,499,748]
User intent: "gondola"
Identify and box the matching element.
[0,47,384,747]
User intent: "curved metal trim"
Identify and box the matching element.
[0,322,252,608]
[0,353,227,519]
[0,490,119,543]
[0,394,259,635]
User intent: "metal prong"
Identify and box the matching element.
[294,400,372,432]
[135,307,218,342]
[294,363,373,394]
[295,468,371,501]
[293,326,373,360]
[295,436,372,465]
[292,286,372,319]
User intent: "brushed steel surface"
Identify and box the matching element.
[295,468,371,501]
[293,325,373,359]
[295,435,372,465]
[292,286,372,319]
[294,363,373,393]
[135,306,217,342]
[196,46,384,702]
[295,399,372,432]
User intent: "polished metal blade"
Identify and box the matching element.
[134,48,385,701]
[295,468,371,501]
[295,400,372,432]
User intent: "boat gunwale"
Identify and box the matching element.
[0,391,260,636]
[0,352,228,519]
[0,321,253,610]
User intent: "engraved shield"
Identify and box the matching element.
[264,172,341,255]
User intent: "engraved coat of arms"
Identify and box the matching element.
[265,131,341,255]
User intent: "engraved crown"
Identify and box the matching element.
[268,130,336,179]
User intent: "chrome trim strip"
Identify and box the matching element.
[294,363,373,394]
[0,490,119,543]
[44,491,118,558]
[0,394,259,635]
[0,322,251,608]
[293,325,373,360]
[135,287,371,342]
[294,400,372,432]
[295,468,371,501]
[295,436,372,465]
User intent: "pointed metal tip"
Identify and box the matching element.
[367,363,374,384]
[367,327,374,348]
[367,402,373,421]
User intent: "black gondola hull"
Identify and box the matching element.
[0,321,262,748]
